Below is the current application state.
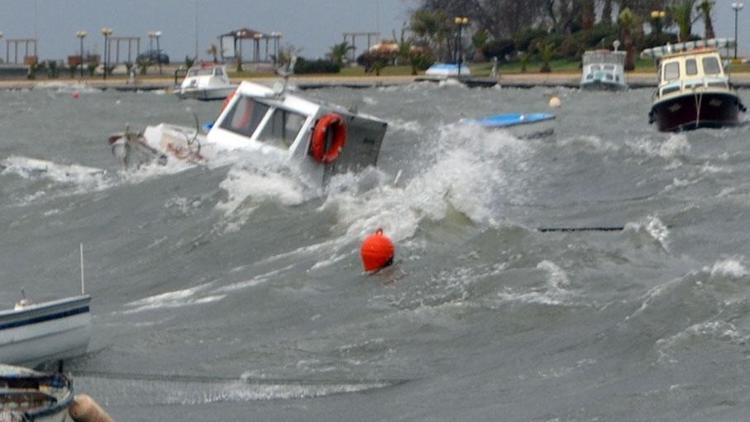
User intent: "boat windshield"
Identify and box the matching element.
[663,62,680,81]
[187,68,214,77]
[702,56,721,75]
[685,59,698,76]
[257,108,307,149]
[219,95,270,138]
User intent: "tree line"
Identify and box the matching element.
[407,0,718,71]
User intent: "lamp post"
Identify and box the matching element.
[148,30,163,74]
[650,10,666,38]
[76,31,87,78]
[0,32,4,64]
[732,2,744,59]
[100,27,112,79]
[454,16,469,77]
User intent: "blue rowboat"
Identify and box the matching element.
[462,112,556,138]
[468,112,555,128]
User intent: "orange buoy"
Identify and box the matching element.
[360,228,395,272]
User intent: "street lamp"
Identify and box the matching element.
[650,10,666,37]
[454,16,469,77]
[149,30,163,74]
[0,32,4,64]
[100,27,113,80]
[76,31,87,78]
[732,2,744,59]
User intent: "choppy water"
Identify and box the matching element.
[2,81,750,421]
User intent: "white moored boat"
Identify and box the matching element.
[110,80,388,186]
[580,49,627,90]
[0,295,91,369]
[176,64,236,101]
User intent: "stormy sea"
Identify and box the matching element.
[1,81,750,421]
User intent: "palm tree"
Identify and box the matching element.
[539,42,555,73]
[618,7,638,71]
[328,42,353,67]
[697,1,715,39]
[206,44,221,63]
[410,9,451,61]
[671,0,697,42]
[602,0,614,25]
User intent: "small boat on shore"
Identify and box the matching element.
[580,49,627,90]
[642,38,746,131]
[176,64,236,101]
[109,79,388,186]
[0,294,91,369]
[415,63,497,88]
[462,112,555,139]
[0,364,74,422]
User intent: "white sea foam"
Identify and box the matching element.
[624,215,670,250]
[123,283,225,314]
[1,156,112,201]
[706,258,748,279]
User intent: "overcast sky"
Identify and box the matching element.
[0,1,748,62]
[0,0,413,62]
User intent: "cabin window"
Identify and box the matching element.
[591,65,601,71]
[685,59,698,76]
[663,62,680,81]
[214,67,224,76]
[702,57,721,75]
[187,68,213,77]
[256,108,307,149]
[219,96,270,138]
[605,74,613,81]
[604,65,615,71]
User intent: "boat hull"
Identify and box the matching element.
[0,296,91,368]
[650,91,743,132]
[580,80,627,91]
[0,365,74,421]
[176,86,235,101]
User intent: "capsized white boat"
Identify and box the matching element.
[110,80,388,186]
[0,294,91,369]
[0,364,74,422]
[176,64,236,101]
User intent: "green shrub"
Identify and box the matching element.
[483,39,515,62]
[293,57,340,74]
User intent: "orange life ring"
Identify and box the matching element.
[310,113,347,163]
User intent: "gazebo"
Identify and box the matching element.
[218,28,282,65]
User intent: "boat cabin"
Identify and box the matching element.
[181,65,230,89]
[208,81,388,185]
[655,49,730,99]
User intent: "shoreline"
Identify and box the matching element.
[3,72,750,90]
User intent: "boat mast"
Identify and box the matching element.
[80,243,85,295]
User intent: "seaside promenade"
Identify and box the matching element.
[4,72,750,90]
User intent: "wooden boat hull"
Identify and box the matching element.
[650,91,744,132]
[0,364,74,421]
[0,296,91,368]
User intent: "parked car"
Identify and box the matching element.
[137,49,169,64]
